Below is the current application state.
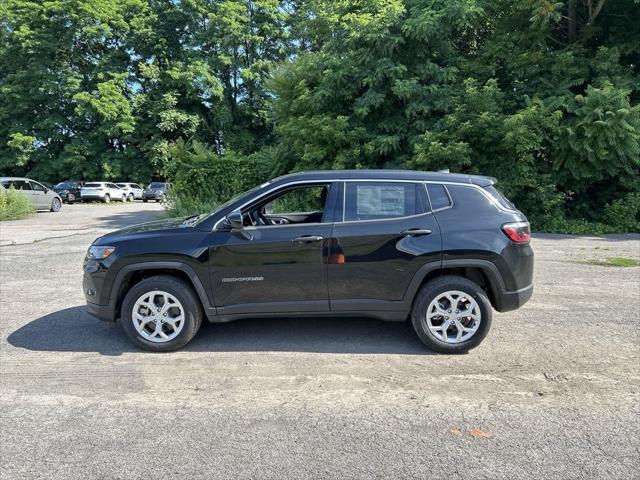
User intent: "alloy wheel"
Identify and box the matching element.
[132,291,185,343]
[426,290,481,344]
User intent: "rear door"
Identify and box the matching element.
[328,181,442,311]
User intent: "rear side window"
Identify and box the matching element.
[344,182,426,221]
[84,183,102,187]
[426,184,452,210]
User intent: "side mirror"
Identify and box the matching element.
[226,209,244,230]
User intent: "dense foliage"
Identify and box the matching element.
[0,186,35,221]
[1,1,639,231]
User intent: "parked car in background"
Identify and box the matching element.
[0,177,62,212]
[81,182,126,203]
[53,180,84,204]
[116,183,144,202]
[142,182,171,203]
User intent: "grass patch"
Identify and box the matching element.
[0,187,35,221]
[579,257,640,267]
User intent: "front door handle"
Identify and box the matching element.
[400,229,432,237]
[292,235,324,243]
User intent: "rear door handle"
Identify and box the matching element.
[400,229,432,237]
[292,235,324,243]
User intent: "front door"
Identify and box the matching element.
[328,181,442,311]
[209,182,335,315]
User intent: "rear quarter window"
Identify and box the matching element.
[484,185,515,210]
[426,184,452,210]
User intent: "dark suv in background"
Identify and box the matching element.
[53,180,84,204]
[83,170,533,353]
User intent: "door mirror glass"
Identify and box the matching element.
[226,209,244,230]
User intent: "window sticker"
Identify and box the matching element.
[356,185,405,216]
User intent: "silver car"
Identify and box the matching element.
[115,182,144,201]
[0,177,62,212]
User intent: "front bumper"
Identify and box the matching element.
[86,302,116,322]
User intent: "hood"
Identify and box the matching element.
[94,217,195,244]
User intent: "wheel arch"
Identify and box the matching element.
[110,262,216,320]
[405,260,505,311]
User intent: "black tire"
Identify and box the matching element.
[120,275,203,352]
[68,194,75,204]
[104,194,110,203]
[128,193,134,202]
[122,194,126,202]
[50,197,61,212]
[411,275,492,354]
[143,199,148,203]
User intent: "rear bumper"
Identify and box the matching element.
[494,284,533,312]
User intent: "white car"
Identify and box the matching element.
[80,182,127,203]
[116,182,144,202]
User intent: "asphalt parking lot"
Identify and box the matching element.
[1,203,639,479]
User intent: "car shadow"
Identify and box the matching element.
[7,306,434,356]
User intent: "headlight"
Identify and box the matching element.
[87,245,115,260]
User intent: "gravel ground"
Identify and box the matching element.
[1,203,639,479]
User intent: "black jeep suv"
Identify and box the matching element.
[83,170,533,353]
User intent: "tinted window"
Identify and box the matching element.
[344,182,424,221]
[116,183,128,188]
[30,181,45,191]
[427,184,451,210]
[148,182,166,189]
[107,183,118,188]
[2,180,31,190]
[484,185,515,210]
[85,183,102,187]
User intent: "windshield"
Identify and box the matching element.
[148,183,166,189]
[194,181,271,227]
[55,182,77,189]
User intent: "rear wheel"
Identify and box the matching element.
[50,198,61,212]
[68,194,75,204]
[122,194,126,202]
[411,275,492,354]
[104,194,110,203]
[143,199,148,203]
[128,193,134,202]
[120,276,203,352]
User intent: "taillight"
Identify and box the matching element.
[502,222,530,243]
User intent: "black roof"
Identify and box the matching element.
[272,170,496,186]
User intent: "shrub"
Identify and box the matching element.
[162,140,262,217]
[0,186,35,221]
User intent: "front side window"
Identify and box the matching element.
[30,181,45,191]
[344,182,425,221]
[243,184,330,226]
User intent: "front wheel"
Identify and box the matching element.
[411,275,492,354]
[50,198,61,212]
[120,276,203,352]
[128,193,134,202]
